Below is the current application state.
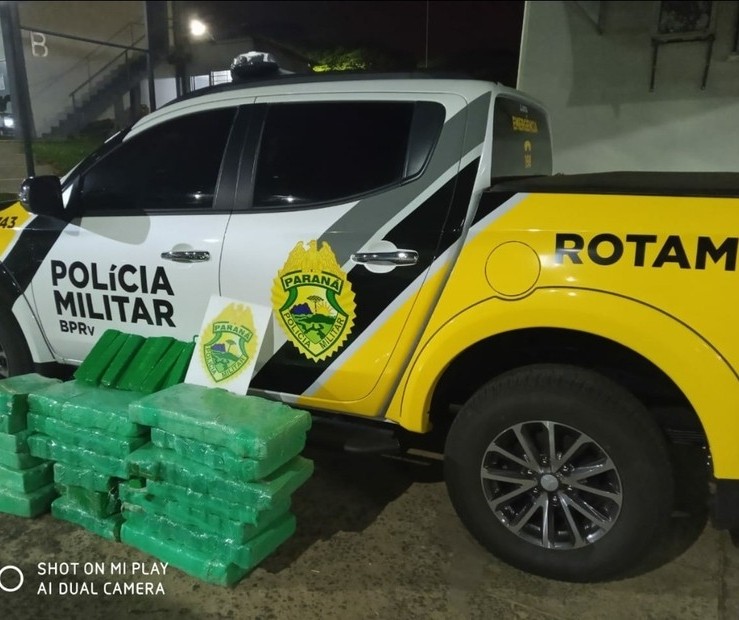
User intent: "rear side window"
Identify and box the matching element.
[253,101,440,208]
[75,108,235,213]
[491,95,552,179]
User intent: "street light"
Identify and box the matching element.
[189,18,209,39]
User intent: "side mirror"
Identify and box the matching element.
[19,175,64,217]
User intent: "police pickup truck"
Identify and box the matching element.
[2,68,739,582]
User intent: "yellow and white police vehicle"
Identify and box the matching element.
[2,65,739,582]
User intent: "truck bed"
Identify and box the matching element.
[490,171,739,198]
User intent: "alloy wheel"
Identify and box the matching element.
[480,420,623,549]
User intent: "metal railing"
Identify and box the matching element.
[19,23,154,118]
[70,34,147,109]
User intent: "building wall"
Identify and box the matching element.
[518,1,739,173]
[12,3,308,137]
[18,1,146,135]
[0,23,10,107]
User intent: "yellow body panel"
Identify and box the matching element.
[383,192,739,475]
[296,259,454,414]
[391,289,739,476]
[0,202,31,259]
[294,291,412,413]
[427,192,739,363]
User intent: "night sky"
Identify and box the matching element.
[182,1,525,85]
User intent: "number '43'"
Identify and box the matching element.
[0,216,18,228]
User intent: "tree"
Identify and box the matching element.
[312,48,367,72]
[310,47,416,73]
[307,295,324,313]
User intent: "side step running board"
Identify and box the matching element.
[308,415,402,455]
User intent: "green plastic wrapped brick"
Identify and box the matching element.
[0,373,61,415]
[161,341,196,389]
[115,337,176,392]
[74,330,193,393]
[139,340,194,394]
[150,428,304,481]
[30,383,147,437]
[120,521,252,586]
[0,483,57,517]
[51,496,123,541]
[27,381,100,417]
[57,484,120,517]
[0,373,62,434]
[119,482,290,540]
[0,414,26,435]
[124,478,291,525]
[73,330,128,386]
[53,463,119,493]
[61,387,148,437]
[123,509,296,571]
[129,383,311,460]
[0,461,53,493]
[127,444,313,509]
[0,430,32,453]
[28,434,129,478]
[0,447,43,470]
[100,334,145,388]
[28,413,148,458]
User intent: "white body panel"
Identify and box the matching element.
[219,202,357,356]
[30,214,229,363]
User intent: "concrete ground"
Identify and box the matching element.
[0,444,736,620]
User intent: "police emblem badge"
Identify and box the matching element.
[272,240,356,362]
[199,302,258,382]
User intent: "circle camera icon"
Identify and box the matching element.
[0,565,24,593]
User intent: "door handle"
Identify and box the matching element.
[160,250,210,263]
[351,250,418,267]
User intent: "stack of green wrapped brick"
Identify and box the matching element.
[26,384,149,540]
[26,330,195,540]
[122,382,313,586]
[0,374,61,517]
[2,329,315,585]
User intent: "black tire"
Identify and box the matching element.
[444,364,674,582]
[0,304,33,379]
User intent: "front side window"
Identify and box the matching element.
[254,101,418,208]
[74,108,236,213]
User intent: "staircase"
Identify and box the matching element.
[0,141,55,196]
[44,52,149,139]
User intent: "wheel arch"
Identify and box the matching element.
[0,263,54,368]
[393,289,737,477]
[428,327,698,442]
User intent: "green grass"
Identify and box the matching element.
[0,138,102,205]
[34,138,102,176]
